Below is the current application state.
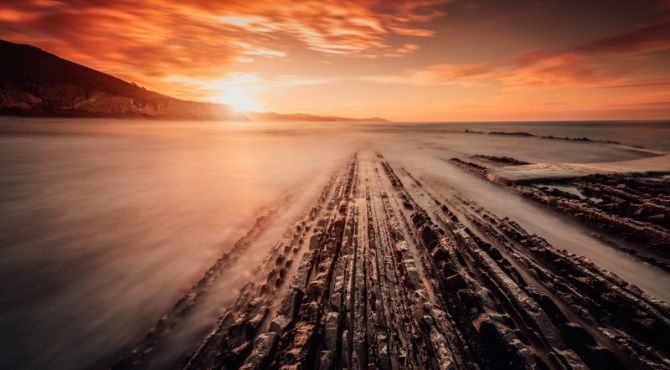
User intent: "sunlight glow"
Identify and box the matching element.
[214,88,263,112]
[164,74,266,113]
[197,74,266,113]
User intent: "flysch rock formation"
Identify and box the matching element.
[114,151,670,370]
[486,154,670,184]
[450,156,670,271]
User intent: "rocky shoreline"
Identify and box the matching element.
[450,156,670,271]
[113,151,670,370]
[463,129,622,146]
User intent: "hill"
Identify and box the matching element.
[0,39,386,122]
[0,39,239,120]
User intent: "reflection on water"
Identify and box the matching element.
[0,118,668,369]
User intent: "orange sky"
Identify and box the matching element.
[1,0,670,121]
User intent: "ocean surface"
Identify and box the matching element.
[410,120,670,151]
[1,118,668,369]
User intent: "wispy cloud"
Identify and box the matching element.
[215,1,448,55]
[364,19,670,90]
[0,0,448,101]
[362,63,496,86]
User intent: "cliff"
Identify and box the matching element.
[0,39,240,120]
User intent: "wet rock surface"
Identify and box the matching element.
[472,154,531,166]
[115,152,670,370]
[515,173,670,254]
[450,156,670,271]
[463,129,622,145]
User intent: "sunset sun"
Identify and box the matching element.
[204,74,265,113]
[215,88,263,113]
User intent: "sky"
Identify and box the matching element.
[1,0,669,121]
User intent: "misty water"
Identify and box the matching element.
[1,118,669,369]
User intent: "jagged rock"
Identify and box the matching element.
[323,312,340,352]
[175,155,670,370]
[270,288,304,334]
[319,350,334,369]
[281,322,317,366]
[474,317,535,369]
[418,225,440,251]
[240,332,279,370]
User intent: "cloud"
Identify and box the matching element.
[362,63,496,86]
[365,19,670,90]
[503,19,670,89]
[570,19,670,55]
[213,1,449,55]
[0,1,447,80]
[0,0,446,65]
